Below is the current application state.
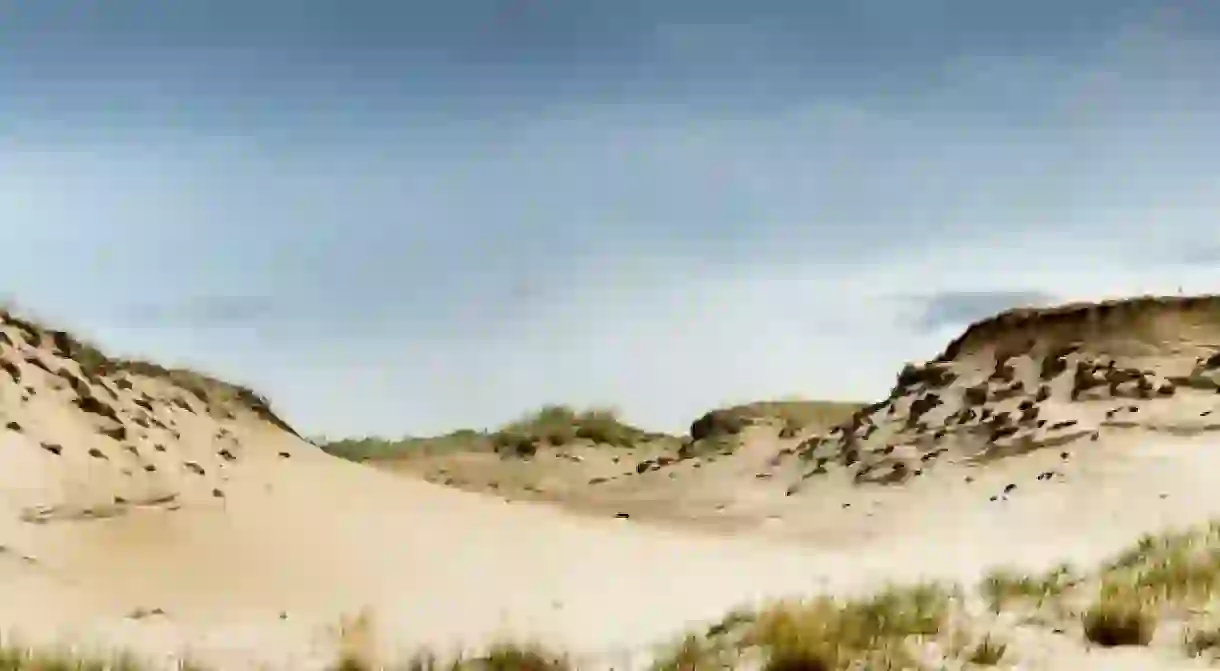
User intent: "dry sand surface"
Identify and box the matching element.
[6,297,1220,669]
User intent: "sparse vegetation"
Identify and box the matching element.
[650,582,955,671]
[491,405,664,452]
[313,399,867,464]
[1183,623,1220,659]
[688,400,864,445]
[748,584,951,670]
[320,405,675,462]
[965,634,1007,665]
[326,610,572,671]
[644,521,1220,667]
[649,633,733,671]
[979,563,1076,613]
[471,642,571,671]
[0,307,295,435]
[1088,521,1220,643]
[1075,521,1220,648]
[318,431,492,462]
[0,640,153,671]
[14,523,1220,669]
[1081,587,1157,647]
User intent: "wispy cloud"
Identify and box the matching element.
[125,296,281,328]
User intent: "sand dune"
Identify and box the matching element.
[6,298,1220,668]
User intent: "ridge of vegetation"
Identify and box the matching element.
[319,398,870,463]
[318,404,676,462]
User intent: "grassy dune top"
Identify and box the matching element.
[318,404,676,461]
[319,398,868,462]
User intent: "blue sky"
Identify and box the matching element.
[3,1,1220,437]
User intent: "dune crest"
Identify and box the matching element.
[799,293,1220,489]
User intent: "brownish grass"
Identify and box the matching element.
[1081,588,1157,647]
[979,563,1078,613]
[964,634,1007,665]
[650,582,956,671]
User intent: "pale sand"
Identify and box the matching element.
[6,299,1220,669]
[7,417,1220,669]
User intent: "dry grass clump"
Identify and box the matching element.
[330,608,380,671]
[470,642,571,671]
[648,633,734,671]
[328,641,571,671]
[748,583,952,670]
[979,563,1077,613]
[1081,585,1158,647]
[0,640,155,671]
[491,405,664,455]
[963,634,1007,665]
[1075,522,1220,648]
[651,582,955,671]
[1097,522,1220,610]
[0,638,573,671]
[326,609,571,671]
[969,521,1220,653]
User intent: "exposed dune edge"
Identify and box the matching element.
[935,293,1220,361]
[0,308,299,437]
[784,293,1220,492]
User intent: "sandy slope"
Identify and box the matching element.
[21,426,1220,671]
[6,298,1220,669]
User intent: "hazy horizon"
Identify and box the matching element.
[4,1,1220,436]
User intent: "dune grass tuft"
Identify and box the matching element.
[491,405,663,453]
[650,582,956,671]
[979,563,1076,613]
[0,642,153,671]
[1081,585,1158,647]
[473,642,571,671]
[964,634,1007,665]
[1183,623,1220,659]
